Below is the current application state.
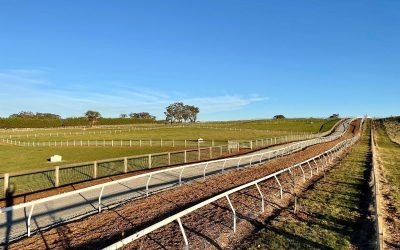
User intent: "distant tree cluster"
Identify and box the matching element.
[164,102,200,123]
[273,115,285,119]
[9,111,61,119]
[129,112,156,120]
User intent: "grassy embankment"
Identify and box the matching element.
[247,120,375,249]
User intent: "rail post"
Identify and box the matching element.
[98,186,104,212]
[179,167,185,186]
[146,174,152,196]
[237,158,242,169]
[307,161,313,177]
[93,161,97,179]
[203,163,209,179]
[4,173,9,195]
[168,152,171,165]
[222,159,227,173]
[147,154,152,169]
[184,150,187,163]
[55,166,60,187]
[255,183,265,212]
[198,148,201,161]
[27,204,35,237]
[177,218,189,250]
[226,195,236,233]
[298,164,306,182]
[209,147,212,159]
[274,175,283,199]
[124,157,128,173]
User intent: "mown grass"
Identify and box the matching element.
[247,120,375,249]
[375,120,400,211]
[0,145,185,174]
[0,119,337,174]
[202,118,339,132]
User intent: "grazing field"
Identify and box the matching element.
[245,120,375,249]
[0,119,338,174]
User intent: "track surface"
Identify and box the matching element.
[2,119,359,249]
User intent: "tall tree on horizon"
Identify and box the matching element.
[84,110,101,126]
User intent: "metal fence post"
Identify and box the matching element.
[4,173,9,195]
[124,157,128,173]
[255,183,265,212]
[209,147,212,159]
[177,218,189,250]
[93,161,97,179]
[198,148,201,161]
[168,152,171,165]
[226,195,236,233]
[55,166,60,187]
[148,154,152,168]
[184,150,187,163]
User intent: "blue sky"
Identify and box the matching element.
[0,1,399,120]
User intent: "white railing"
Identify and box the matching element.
[104,122,361,249]
[0,122,349,245]
[0,119,351,242]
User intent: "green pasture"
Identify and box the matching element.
[0,118,338,174]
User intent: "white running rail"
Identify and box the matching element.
[0,119,352,242]
[104,119,362,250]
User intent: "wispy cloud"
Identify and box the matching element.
[0,69,267,119]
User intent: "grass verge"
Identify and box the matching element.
[245,120,375,249]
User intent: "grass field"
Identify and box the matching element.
[0,118,338,174]
[247,120,375,249]
[375,120,400,212]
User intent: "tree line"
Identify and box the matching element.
[2,102,201,128]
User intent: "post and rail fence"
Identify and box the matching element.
[0,119,343,199]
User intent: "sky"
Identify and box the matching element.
[0,1,399,121]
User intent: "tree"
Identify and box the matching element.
[164,103,200,123]
[129,112,156,120]
[187,105,200,122]
[9,111,60,119]
[329,114,339,119]
[120,114,128,118]
[84,110,101,126]
[273,115,285,119]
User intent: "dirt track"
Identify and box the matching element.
[7,120,360,249]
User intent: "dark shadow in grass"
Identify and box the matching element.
[266,225,334,250]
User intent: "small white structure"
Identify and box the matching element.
[197,138,204,143]
[50,155,62,163]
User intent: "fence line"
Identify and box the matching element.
[0,133,310,198]
[0,119,352,242]
[371,121,384,250]
[0,120,342,148]
[0,120,343,198]
[103,121,360,249]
